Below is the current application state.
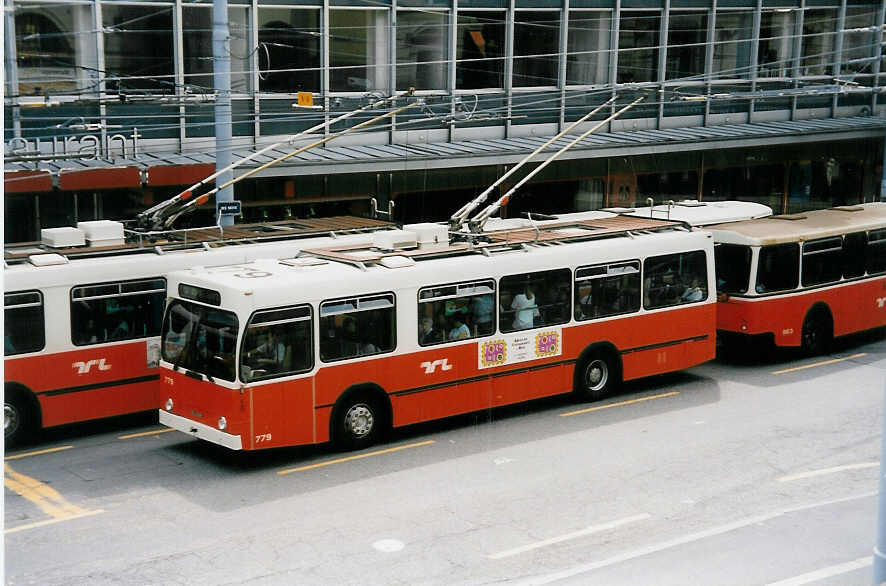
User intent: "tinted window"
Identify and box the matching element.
[714,244,752,294]
[4,291,45,356]
[418,280,495,346]
[71,279,166,346]
[643,250,708,309]
[802,237,842,286]
[574,261,640,320]
[161,300,239,382]
[842,232,867,279]
[868,229,886,274]
[500,269,571,333]
[756,244,800,293]
[320,294,395,362]
[241,306,313,382]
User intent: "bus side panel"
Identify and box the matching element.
[6,341,160,428]
[833,277,886,336]
[490,363,571,407]
[718,278,886,347]
[250,378,314,449]
[564,304,715,382]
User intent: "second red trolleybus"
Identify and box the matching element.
[712,202,886,354]
[158,215,717,451]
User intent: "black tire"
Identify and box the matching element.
[5,387,35,448]
[574,350,620,402]
[331,393,385,451]
[801,309,833,356]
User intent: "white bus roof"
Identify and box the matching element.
[3,218,397,292]
[167,216,713,311]
[707,203,886,246]
[603,200,772,225]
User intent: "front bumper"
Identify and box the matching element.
[159,410,243,450]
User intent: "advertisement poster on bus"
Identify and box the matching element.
[478,328,562,370]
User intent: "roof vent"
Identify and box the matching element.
[77,220,125,247]
[402,223,449,249]
[373,230,417,251]
[379,255,416,269]
[41,227,85,248]
[29,253,68,266]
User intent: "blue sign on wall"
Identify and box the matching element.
[217,201,242,216]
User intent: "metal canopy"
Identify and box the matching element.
[6,115,886,190]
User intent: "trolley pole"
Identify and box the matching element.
[875,378,886,584]
[213,0,234,226]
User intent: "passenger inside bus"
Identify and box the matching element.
[448,316,471,340]
[511,285,539,330]
[420,317,444,344]
[470,294,494,336]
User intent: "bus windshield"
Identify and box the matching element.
[714,244,752,294]
[161,300,239,382]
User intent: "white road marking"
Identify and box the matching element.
[764,556,872,586]
[778,462,879,483]
[373,539,405,553]
[488,514,651,560]
[515,492,877,585]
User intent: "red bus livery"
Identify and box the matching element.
[158,215,717,451]
[711,203,886,353]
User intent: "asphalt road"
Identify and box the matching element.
[5,330,886,585]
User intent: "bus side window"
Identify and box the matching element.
[4,291,45,356]
[240,305,312,382]
[71,279,166,346]
[319,294,395,362]
[755,244,800,294]
[575,261,641,320]
[500,269,571,333]
[867,229,886,275]
[643,251,707,309]
[842,232,867,279]
[418,280,496,346]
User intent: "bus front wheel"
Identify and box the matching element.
[331,393,385,451]
[801,308,833,356]
[5,386,36,448]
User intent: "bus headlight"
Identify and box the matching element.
[165,398,174,411]
[218,416,227,430]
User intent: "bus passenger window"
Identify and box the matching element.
[4,291,45,356]
[71,278,166,346]
[240,305,312,382]
[319,294,395,361]
[756,244,800,293]
[575,261,640,320]
[802,237,842,287]
[418,280,496,346]
[714,244,752,294]
[500,269,571,333]
[842,232,867,279]
[867,229,886,275]
[643,251,707,309]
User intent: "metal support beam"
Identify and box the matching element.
[213,0,234,226]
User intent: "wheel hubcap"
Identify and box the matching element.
[5,402,19,438]
[586,360,608,392]
[344,403,374,438]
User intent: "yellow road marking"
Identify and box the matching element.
[278,440,435,476]
[4,463,91,519]
[5,509,104,535]
[772,353,867,376]
[118,428,176,440]
[560,392,680,417]
[5,445,74,461]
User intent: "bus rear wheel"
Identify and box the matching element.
[332,394,385,451]
[574,350,620,402]
[5,387,35,448]
[801,309,833,356]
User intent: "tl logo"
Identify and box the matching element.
[877,297,886,308]
[421,358,453,374]
[72,359,112,374]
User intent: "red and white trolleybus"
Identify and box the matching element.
[3,216,395,445]
[711,202,886,353]
[158,214,718,451]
